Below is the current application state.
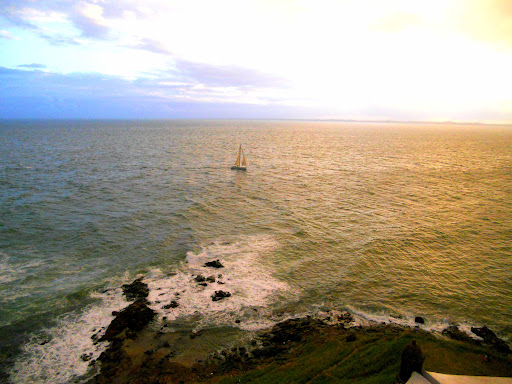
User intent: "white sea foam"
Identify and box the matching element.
[345,305,486,341]
[147,234,297,331]
[8,288,128,384]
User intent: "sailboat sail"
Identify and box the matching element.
[235,145,242,167]
[231,144,247,170]
[241,147,247,167]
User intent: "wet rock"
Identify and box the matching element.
[165,301,179,309]
[163,301,179,309]
[194,275,206,282]
[204,260,224,268]
[442,325,476,343]
[81,353,92,362]
[100,299,156,342]
[471,326,511,353]
[337,311,354,324]
[206,275,216,283]
[415,317,425,324]
[211,290,231,301]
[263,317,323,345]
[121,277,149,302]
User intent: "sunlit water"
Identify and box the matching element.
[1,119,511,383]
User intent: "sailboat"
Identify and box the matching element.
[231,144,248,171]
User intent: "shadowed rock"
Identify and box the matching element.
[204,260,224,268]
[211,290,231,301]
[163,301,179,309]
[100,299,156,342]
[471,326,511,353]
[442,325,476,343]
[121,278,149,302]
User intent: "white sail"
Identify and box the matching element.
[231,144,247,170]
[241,148,247,166]
[235,145,241,167]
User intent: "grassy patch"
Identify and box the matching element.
[210,326,512,384]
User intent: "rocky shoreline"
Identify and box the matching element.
[86,277,512,384]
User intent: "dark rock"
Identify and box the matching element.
[471,326,498,343]
[112,311,119,316]
[206,275,216,283]
[264,317,323,345]
[81,353,92,362]
[346,333,357,342]
[204,260,224,268]
[252,345,286,359]
[211,291,231,301]
[442,325,476,343]
[100,299,156,342]
[163,301,179,309]
[415,317,425,324]
[471,326,511,353]
[198,283,208,287]
[337,312,354,324]
[194,275,206,282]
[190,330,202,339]
[121,278,149,302]
[91,331,102,345]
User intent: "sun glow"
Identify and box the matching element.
[1,0,512,121]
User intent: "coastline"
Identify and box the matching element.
[86,278,512,384]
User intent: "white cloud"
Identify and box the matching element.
[0,29,18,39]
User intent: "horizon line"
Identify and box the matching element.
[1,117,511,127]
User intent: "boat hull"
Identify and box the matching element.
[231,166,247,171]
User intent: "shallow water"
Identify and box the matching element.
[0,119,511,383]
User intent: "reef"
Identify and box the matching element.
[86,278,512,384]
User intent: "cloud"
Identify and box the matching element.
[133,38,172,55]
[17,63,47,69]
[173,60,288,88]
[0,66,298,119]
[70,2,110,38]
[0,29,17,39]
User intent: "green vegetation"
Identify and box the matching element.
[210,326,512,384]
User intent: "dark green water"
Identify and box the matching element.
[1,119,511,383]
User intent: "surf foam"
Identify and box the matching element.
[146,235,297,331]
[8,288,127,384]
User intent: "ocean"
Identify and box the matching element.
[0,119,511,383]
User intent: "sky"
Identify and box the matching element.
[1,0,512,122]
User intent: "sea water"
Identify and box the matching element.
[0,119,511,383]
